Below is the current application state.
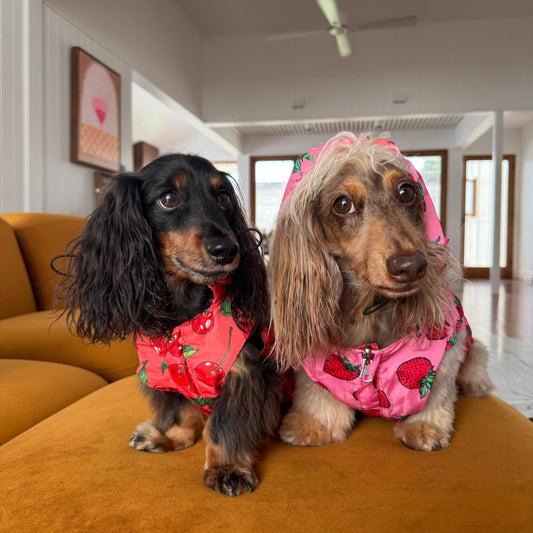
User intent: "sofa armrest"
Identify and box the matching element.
[1,213,85,311]
[0,310,138,382]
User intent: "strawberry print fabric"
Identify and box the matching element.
[302,294,472,420]
[135,282,252,415]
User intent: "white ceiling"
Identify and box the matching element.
[178,0,533,38]
[132,0,533,154]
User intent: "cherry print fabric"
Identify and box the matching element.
[135,282,252,415]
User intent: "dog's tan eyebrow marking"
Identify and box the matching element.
[344,180,366,202]
[383,169,404,191]
[173,174,187,188]
[210,175,222,189]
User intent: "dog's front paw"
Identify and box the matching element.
[203,465,258,497]
[129,420,172,453]
[393,421,451,451]
[279,412,348,446]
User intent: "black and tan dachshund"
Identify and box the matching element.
[59,154,282,496]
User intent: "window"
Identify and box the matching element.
[250,156,299,234]
[403,150,448,232]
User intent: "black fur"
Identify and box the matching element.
[209,332,282,462]
[58,153,281,496]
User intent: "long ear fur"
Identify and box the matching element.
[59,174,168,343]
[227,187,269,329]
[270,201,343,368]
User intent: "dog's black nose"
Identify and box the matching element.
[386,251,428,283]
[205,237,239,265]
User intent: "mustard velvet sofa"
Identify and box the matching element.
[1,213,532,532]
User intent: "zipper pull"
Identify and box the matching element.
[360,345,374,383]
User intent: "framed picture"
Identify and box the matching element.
[71,47,121,172]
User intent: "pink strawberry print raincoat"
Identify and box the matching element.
[135,282,252,415]
[303,299,472,420]
[284,135,473,421]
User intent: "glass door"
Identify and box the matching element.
[462,155,515,278]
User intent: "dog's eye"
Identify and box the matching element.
[217,193,231,209]
[333,196,355,215]
[158,191,180,210]
[398,183,416,204]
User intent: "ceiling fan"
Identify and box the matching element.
[267,0,417,58]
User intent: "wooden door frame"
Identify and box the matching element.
[403,149,448,234]
[249,155,299,225]
[461,154,515,279]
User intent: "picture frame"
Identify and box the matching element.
[71,47,121,172]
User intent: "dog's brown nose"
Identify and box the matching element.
[386,251,428,283]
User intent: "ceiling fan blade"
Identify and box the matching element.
[356,16,417,31]
[335,33,352,57]
[316,0,342,27]
[266,29,326,41]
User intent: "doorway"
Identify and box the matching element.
[462,155,515,278]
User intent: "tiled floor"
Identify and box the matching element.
[457,279,533,418]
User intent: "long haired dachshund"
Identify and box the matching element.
[270,133,493,451]
[59,154,282,496]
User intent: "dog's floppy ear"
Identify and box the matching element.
[60,174,165,342]
[230,204,269,329]
[270,200,343,368]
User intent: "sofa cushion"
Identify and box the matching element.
[0,213,85,310]
[0,376,531,532]
[0,310,138,382]
[0,217,36,319]
[0,359,107,445]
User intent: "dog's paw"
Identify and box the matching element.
[203,465,258,497]
[393,421,451,451]
[129,420,172,453]
[279,412,348,446]
[130,419,199,452]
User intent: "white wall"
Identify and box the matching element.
[45,0,203,117]
[42,6,132,216]
[0,0,43,213]
[0,1,210,216]
[203,16,533,124]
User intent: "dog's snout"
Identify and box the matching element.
[205,237,239,265]
[386,251,428,283]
